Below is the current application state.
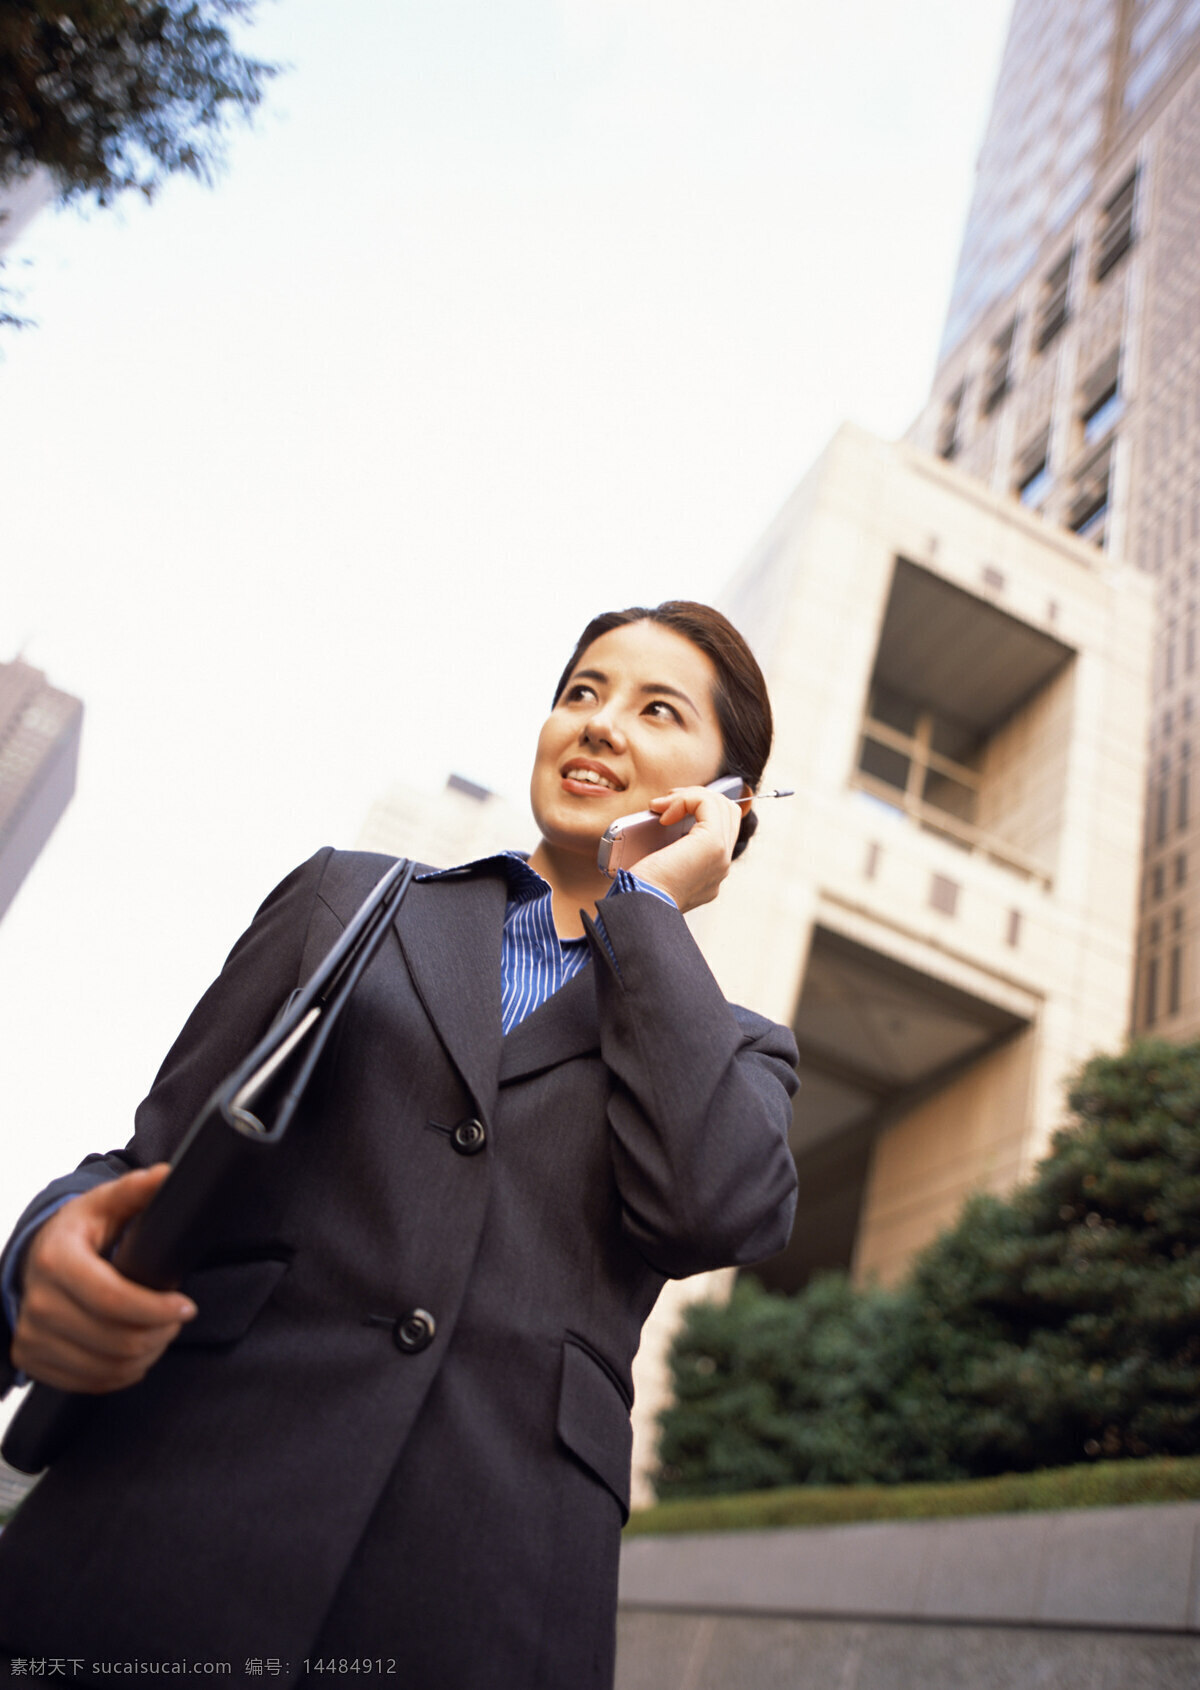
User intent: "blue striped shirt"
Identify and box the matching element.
[418,852,676,1035]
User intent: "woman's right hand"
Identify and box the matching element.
[11,1165,197,1393]
[634,783,747,914]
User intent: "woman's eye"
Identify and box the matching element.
[645,699,682,724]
[564,683,597,704]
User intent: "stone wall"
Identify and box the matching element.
[617,1501,1200,1689]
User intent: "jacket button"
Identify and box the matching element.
[451,1117,487,1156]
[394,1309,436,1354]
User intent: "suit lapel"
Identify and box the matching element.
[395,871,506,1122]
[395,869,603,1104]
[498,962,600,1085]
[397,865,605,1101]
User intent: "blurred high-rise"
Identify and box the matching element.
[358,771,533,870]
[0,171,51,256]
[912,0,1200,1038]
[0,657,83,923]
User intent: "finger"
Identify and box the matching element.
[12,1327,179,1394]
[26,1174,196,1330]
[650,794,691,826]
[74,1163,174,1252]
[666,786,741,838]
[14,1307,184,1378]
[14,1277,188,1392]
[651,786,725,820]
[20,1271,188,1358]
[30,1229,196,1330]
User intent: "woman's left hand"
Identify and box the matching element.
[632,786,747,914]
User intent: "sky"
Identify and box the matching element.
[0,0,1013,1313]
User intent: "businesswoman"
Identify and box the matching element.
[0,601,799,1688]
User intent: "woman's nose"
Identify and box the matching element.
[582,705,627,752]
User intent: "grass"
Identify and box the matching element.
[624,1453,1200,1537]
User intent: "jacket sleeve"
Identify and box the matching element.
[0,849,334,1397]
[583,890,799,1279]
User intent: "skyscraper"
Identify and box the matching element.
[912,0,1200,1037]
[0,168,52,256]
[0,657,83,923]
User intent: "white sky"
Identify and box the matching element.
[0,0,1012,1268]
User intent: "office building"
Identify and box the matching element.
[357,771,533,868]
[911,0,1200,1038]
[0,168,52,256]
[698,424,1150,1288]
[0,657,83,923]
[621,426,1152,1499]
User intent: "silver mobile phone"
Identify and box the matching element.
[597,775,749,877]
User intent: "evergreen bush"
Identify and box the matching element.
[655,1040,1200,1498]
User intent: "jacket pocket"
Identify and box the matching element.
[555,1336,633,1522]
[173,1255,291,1347]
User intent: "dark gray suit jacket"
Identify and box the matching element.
[0,848,798,1686]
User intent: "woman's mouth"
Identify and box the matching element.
[561,761,624,794]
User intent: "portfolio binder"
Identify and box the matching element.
[2,856,417,1474]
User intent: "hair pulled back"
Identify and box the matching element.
[553,600,773,859]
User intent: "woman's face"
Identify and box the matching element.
[530,619,725,858]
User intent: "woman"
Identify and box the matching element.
[0,602,798,1686]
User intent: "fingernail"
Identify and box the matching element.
[177,1299,198,1320]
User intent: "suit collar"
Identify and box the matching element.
[395,870,506,1123]
[395,866,602,1113]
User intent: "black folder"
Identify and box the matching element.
[2,856,417,1475]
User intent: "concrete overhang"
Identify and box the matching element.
[790,926,1029,1157]
[876,558,1074,734]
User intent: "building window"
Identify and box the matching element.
[1156,781,1170,846]
[929,874,960,916]
[1094,171,1138,281]
[1018,462,1053,509]
[1082,384,1123,445]
[938,383,965,460]
[1144,954,1160,1027]
[1169,945,1183,1017]
[1035,249,1073,351]
[1006,909,1022,947]
[982,319,1017,416]
[1080,350,1123,445]
[857,685,982,844]
[1016,427,1052,508]
[1069,443,1113,547]
[1180,769,1190,831]
[1177,851,1188,886]
[1153,863,1165,900]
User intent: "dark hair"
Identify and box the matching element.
[552,600,773,859]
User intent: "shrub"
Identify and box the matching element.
[654,1040,1200,1498]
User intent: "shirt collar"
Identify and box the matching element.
[417,850,547,903]
[418,849,629,908]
